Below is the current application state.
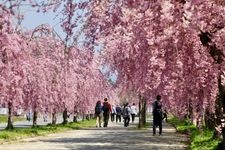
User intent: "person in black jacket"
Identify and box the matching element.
[152,95,163,136]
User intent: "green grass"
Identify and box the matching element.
[168,117,196,134]
[0,115,25,123]
[0,119,96,144]
[168,117,221,150]
[190,129,221,150]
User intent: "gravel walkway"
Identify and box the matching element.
[0,118,188,150]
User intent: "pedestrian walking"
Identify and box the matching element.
[115,104,122,123]
[111,105,116,122]
[152,95,163,136]
[123,102,131,127]
[130,103,137,123]
[162,108,168,122]
[102,98,111,127]
[95,100,103,127]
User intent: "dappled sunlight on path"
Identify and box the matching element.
[0,118,188,150]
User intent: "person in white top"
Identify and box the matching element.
[123,102,131,127]
[130,103,137,123]
[111,105,116,122]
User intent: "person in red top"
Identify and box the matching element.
[102,98,111,127]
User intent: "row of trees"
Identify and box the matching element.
[81,0,225,148]
[0,6,115,129]
[1,0,225,147]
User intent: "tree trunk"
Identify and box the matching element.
[32,110,38,127]
[138,95,146,128]
[73,106,78,122]
[192,109,203,128]
[82,113,85,121]
[186,99,192,119]
[204,109,215,129]
[73,115,78,122]
[6,102,13,130]
[218,75,225,149]
[73,111,78,122]
[86,113,90,120]
[52,109,57,125]
[62,108,68,124]
[143,98,147,125]
[199,27,225,148]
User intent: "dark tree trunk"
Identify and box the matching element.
[73,106,78,122]
[218,75,225,149]
[138,99,141,127]
[138,95,146,128]
[90,114,94,119]
[73,115,78,122]
[185,99,192,119]
[6,102,13,130]
[32,110,38,127]
[220,120,225,150]
[86,114,90,120]
[143,98,147,125]
[52,108,57,125]
[62,108,68,124]
[199,29,225,148]
[204,109,215,130]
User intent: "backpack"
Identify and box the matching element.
[102,102,109,113]
[95,103,101,115]
[116,106,122,115]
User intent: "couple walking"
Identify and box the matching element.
[95,98,111,127]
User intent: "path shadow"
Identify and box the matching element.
[38,121,187,150]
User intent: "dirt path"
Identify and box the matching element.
[0,118,188,150]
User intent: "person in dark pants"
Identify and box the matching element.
[163,109,168,122]
[111,105,116,122]
[123,102,131,127]
[115,104,122,123]
[152,95,163,136]
[102,98,111,127]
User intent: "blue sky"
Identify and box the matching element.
[20,1,87,43]
[21,6,65,39]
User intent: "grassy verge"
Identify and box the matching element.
[0,119,95,144]
[168,117,221,150]
[0,115,25,123]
